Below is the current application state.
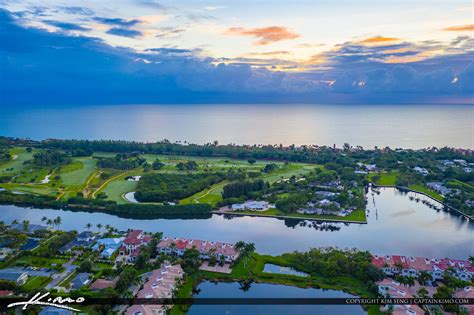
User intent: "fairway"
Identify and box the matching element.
[180,180,229,206]
[60,158,96,187]
[0,147,34,174]
[102,178,139,203]
[262,164,317,184]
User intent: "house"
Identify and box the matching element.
[376,279,426,315]
[316,199,340,209]
[39,307,73,315]
[371,254,474,281]
[59,231,98,254]
[0,269,28,285]
[315,191,339,199]
[413,166,429,176]
[89,278,117,291]
[426,182,451,196]
[157,237,240,263]
[92,237,124,259]
[126,175,141,182]
[10,224,49,235]
[126,263,184,315]
[70,272,91,289]
[117,230,152,263]
[231,200,272,212]
[453,159,467,166]
[0,290,13,297]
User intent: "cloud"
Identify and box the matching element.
[359,36,399,44]
[59,6,94,16]
[93,17,141,27]
[155,27,185,38]
[136,0,166,9]
[443,24,474,31]
[43,20,90,32]
[225,26,299,45]
[106,27,142,38]
[1,9,473,106]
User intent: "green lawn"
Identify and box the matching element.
[14,255,67,268]
[22,276,52,291]
[0,147,34,174]
[230,208,367,222]
[262,164,318,184]
[102,179,139,203]
[0,183,59,196]
[180,180,228,206]
[368,171,399,186]
[60,158,97,187]
[408,184,444,201]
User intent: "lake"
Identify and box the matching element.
[188,281,364,315]
[0,188,472,259]
[1,104,472,149]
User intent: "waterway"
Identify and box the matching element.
[0,188,472,258]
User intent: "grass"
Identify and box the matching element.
[102,177,139,203]
[408,184,444,201]
[228,208,367,223]
[262,164,318,184]
[368,171,399,186]
[170,252,376,315]
[0,183,60,196]
[22,276,52,291]
[60,158,97,187]
[13,255,67,268]
[180,180,228,206]
[0,147,34,174]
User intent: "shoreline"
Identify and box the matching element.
[373,184,473,221]
[211,210,367,224]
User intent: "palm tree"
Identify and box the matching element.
[11,219,18,225]
[105,224,111,234]
[54,216,62,230]
[418,271,432,285]
[85,223,92,231]
[96,223,103,233]
[46,219,53,229]
[22,220,30,232]
[416,287,429,298]
[41,216,47,223]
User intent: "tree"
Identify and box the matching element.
[41,216,47,223]
[135,252,149,269]
[22,220,30,232]
[416,287,429,298]
[53,216,62,230]
[79,259,93,273]
[418,271,432,285]
[247,158,256,165]
[433,286,459,313]
[152,159,165,170]
[85,223,92,231]
[180,247,201,274]
[116,268,138,293]
[96,223,103,233]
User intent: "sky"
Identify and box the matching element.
[0,0,473,105]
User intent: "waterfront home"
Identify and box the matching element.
[126,262,184,315]
[425,182,452,196]
[371,255,474,281]
[413,166,429,176]
[316,199,340,209]
[117,230,151,263]
[157,237,240,263]
[92,237,124,259]
[59,231,98,254]
[10,223,49,235]
[231,200,272,211]
[89,278,117,291]
[0,269,28,285]
[70,272,91,289]
[376,279,426,315]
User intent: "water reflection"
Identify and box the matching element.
[0,188,472,258]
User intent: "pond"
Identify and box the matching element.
[187,281,365,315]
[0,188,472,259]
[263,264,309,277]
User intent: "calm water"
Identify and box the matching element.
[0,188,472,259]
[263,264,309,277]
[1,104,472,148]
[188,281,364,315]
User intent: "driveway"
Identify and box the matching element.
[46,258,77,289]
